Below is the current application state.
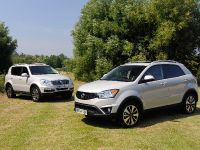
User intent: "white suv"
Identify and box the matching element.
[75,61,198,127]
[5,64,74,102]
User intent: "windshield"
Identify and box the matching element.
[29,66,58,75]
[101,65,146,82]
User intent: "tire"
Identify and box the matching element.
[181,93,197,114]
[31,86,41,102]
[6,84,16,98]
[117,101,142,127]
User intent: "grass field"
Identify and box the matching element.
[0,73,200,150]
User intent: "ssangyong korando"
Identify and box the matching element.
[75,60,198,127]
[5,63,74,102]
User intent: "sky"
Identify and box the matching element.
[0,0,88,57]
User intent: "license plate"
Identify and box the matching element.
[75,108,87,115]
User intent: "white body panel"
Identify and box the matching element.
[75,61,198,115]
[5,64,74,94]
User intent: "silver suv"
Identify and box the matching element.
[75,61,198,127]
[5,63,74,102]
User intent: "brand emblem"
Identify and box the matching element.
[81,93,85,99]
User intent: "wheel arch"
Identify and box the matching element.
[5,82,12,89]
[183,89,198,102]
[117,96,144,114]
[30,83,39,92]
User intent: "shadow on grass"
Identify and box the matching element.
[82,106,200,129]
[13,95,74,103]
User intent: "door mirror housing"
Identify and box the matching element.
[139,75,155,83]
[21,73,29,77]
[143,75,155,82]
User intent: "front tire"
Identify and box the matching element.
[182,93,197,114]
[31,86,41,102]
[6,84,16,98]
[117,102,141,127]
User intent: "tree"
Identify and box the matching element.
[72,0,200,81]
[0,22,17,73]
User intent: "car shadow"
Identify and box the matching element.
[13,95,74,103]
[81,106,200,129]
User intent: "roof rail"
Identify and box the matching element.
[33,63,46,65]
[152,60,178,63]
[13,63,27,66]
[126,61,151,64]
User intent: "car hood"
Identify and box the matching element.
[33,74,70,81]
[78,80,133,93]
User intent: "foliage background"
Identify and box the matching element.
[72,0,200,82]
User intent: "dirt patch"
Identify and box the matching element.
[4,105,23,112]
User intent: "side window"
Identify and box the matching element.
[22,67,29,75]
[11,67,22,76]
[143,65,163,81]
[163,64,185,79]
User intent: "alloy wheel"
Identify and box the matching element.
[185,95,196,113]
[123,105,139,126]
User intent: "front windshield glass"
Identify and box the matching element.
[101,65,146,82]
[29,66,58,75]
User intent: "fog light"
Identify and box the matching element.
[102,107,112,114]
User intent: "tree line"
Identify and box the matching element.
[72,0,200,82]
[1,0,200,83]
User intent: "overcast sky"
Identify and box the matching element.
[0,0,88,57]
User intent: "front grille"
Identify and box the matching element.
[51,80,69,85]
[76,91,98,100]
[75,102,102,114]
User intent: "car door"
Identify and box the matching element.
[10,67,22,91]
[137,65,169,109]
[162,64,186,105]
[18,67,30,92]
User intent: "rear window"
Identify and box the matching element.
[162,64,185,79]
[11,67,22,76]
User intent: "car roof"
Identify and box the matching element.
[12,63,48,67]
[122,60,181,67]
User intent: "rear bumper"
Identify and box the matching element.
[74,102,117,118]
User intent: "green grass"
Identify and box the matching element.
[0,74,200,150]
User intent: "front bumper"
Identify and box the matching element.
[74,102,117,117]
[40,85,74,94]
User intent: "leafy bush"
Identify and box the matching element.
[72,0,200,81]
[196,69,200,85]
[0,75,5,93]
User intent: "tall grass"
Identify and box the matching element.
[0,75,5,93]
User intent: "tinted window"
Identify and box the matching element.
[29,66,58,75]
[22,67,29,75]
[101,65,146,82]
[163,64,185,79]
[143,65,163,80]
[11,67,22,76]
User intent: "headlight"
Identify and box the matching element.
[97,89,119,99]
[40,79,53,86]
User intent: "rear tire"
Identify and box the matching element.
[181,93,197,114]
[117,101,142,128]
[6,84,16,98]
[31,86,41,102]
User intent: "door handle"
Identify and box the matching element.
[184,79,188,82]
[160,82,166,86]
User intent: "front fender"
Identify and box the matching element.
[115,90,142,107]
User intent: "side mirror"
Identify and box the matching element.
[21,73,29,77]
[143,75,155,83]
[103,74,107,77]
